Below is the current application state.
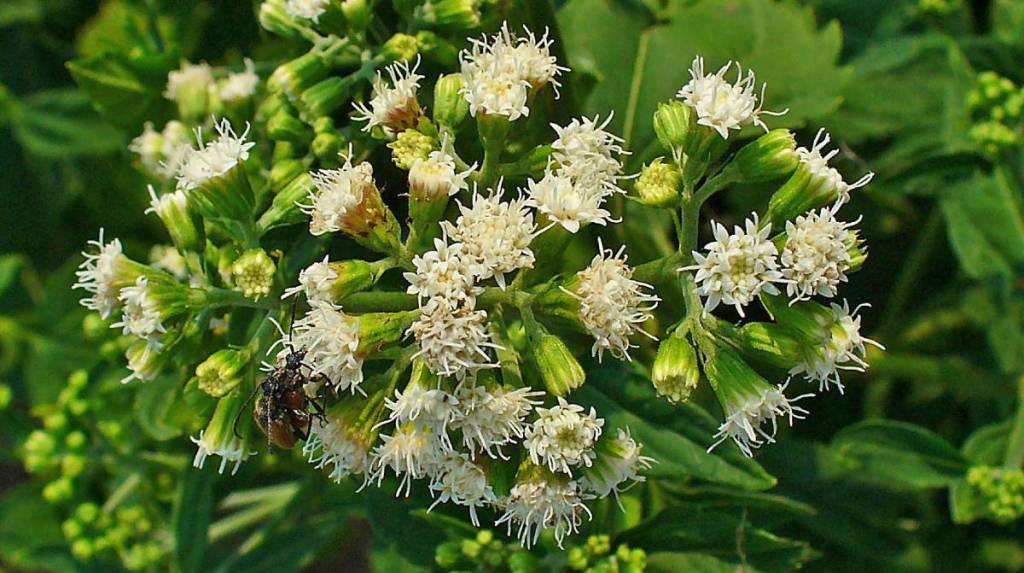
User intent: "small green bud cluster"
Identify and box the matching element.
[918,0,963,16]
[62,503,164,570]
[434,529,535,572]
[966,71,1024,156]
[566,535,647,573]
[967,465,1024,523]
[23,371,93,502]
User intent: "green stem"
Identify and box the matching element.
[1004,375,1024,469]
[200,288,279,311]
[339,291,419,313]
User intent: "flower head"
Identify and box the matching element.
[795,129,874,205]
[111,276,166,347]
[408,146,473,200]
[130,121,192,178]
[790,301,883,393]
[429,453,497,526]
[444,184,537,288]
[710,379,812,458]
[353,58,423,137]
[579,428,654,497]
[550,114,626,195]
[404,237,478,306]
[284,0,329,21]
[525,170,613,233]
[73,230,128,319]
[287,300,363,393]
[685,214,783,316]
[149,245,188,281]
[283,256,338,302]
[175,119,254,191]
[365,423,446,496]
[781,206,857,301]
[567,242,659,361]
[452,383,542,457]
[191,394,252,475]
[302,157,378,236]
[676,56,786,139]
[496,474,592,549]
[218,58,259,102]
[304,415,369,482]
[164,61,214,102]
[407,300,498,379]
[524,398,605,475]
[383,380,458,434]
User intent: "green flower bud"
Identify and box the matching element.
[147,188,204,253]
[196,347,253,397]
[759,293,832,345]
[269,158,306,192]
[388,129,435,169]
[967,465,1024,523]
[651,332,700,403]
[734,322,805,369]
[298,76,355,121]
[257,171,313,233]
[567,546,588,569]
[381,33,419,62]
[415,0,482,30]
[193,391,252,475]
[231,249,276,299]
[269,51,330,99]
[508,551,539,573]
[433,73,470,127]
[634,158,681,207]
[62,518,84,540]
[416,31,459,67]
[70,538,95,560]
[65,431,87,450]
[165,62,213,123]
[0,383,10,410]
[341,0,371,31]
[61,454,87,477]
[258,0,306,39]
[461,539,482,558]
[123,339,169,383]
[267,110,313,143]
[43,476,73,503]
[83,313,109,340]
[312,131,345,163]
[476,529,493,545]
[44,412,67,431]
[734,129,798,182]
[435,541,461,567]
[530,329,585,396]
[653,101,695,154]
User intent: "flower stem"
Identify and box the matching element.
[201,288,279,310]
[339,291,419,313]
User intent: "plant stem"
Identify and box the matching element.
[201,288,279,311]
[339,291,419,313]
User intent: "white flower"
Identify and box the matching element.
[495,476,591,549]
[408,146,473,200]
[287,300,363,393]
[781,206,857,301]
[122,341,163,384]
[383,380,458,435]
[164,61,214,102]
[73,229,125,319]
[283,256,338,302]
[578,428,654,498]
[459,23,566,120]
[352,57,423,137]
[301,158,375,236]
[444,184,537,288]
[790,301,883,393]
[191,431,249,475]
[218,58,259,102]
[452,384,542,458]
[175,119,254,191]
[676,56,786,139]
[304,416,369,481]
[407,300,498,379]
[524,398,605,475]
[566,242,659,361]
[111,276,166,347]
[149,245,188,281]
[710,380,813,458]
[365,423,446,496]
[796,129,875,205]
[684,214,784,317]
[404,238,478,307]
[550,114,626,195]
[429,453,497,526]
[284,0,330,21]
[525,170,613,233]
[130,121,193,178]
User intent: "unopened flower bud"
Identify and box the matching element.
[312,130,345,163]
[735,322,805,369]
[382,33,419,62]
[846,230,867,273]
[651,333,700,403]
[415,0,482,30]
[734,129,798,182]
[653,101,695,154]
[433,74,469,127]
[231,249,276,299]
[147,187,203,253]
[196,347,253,397]
[388,129,435,169]
[259,0,306,38]
[267,110,313,143]
[341,0,371,31]
[257,171,313,232]
[298,76,355,121]
[269,51,330,99]
[269,158,306,192]
[435,541,461,567]
[531,330,585,396]
[124,340,168,383]
[192,391,252,475]
[634,158,681,207]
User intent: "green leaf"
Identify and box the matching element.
[647,551,762,573]
[0,484,76,573]
[940,173,1024,280]
[579,370,777,491]
[832,420,969,488]
[559,0,848,157]
[949,421,1013,524]
[618,506,817,572]
[67,49,178,131]
[10,89,125,158]
[134,373,191,441]
[173,463,216,573]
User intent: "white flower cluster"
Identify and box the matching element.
[285,300,364,394]
[567,243,660,360]
[282,255,338,302]
[301,155,376,236]
[408,143,473,200]
[460,23,567,120]
[796,129,875,204]
[527,115,626,233]
[111,276,166,349]
[790,301,883,393]
[676,56,786,139]
[781,204,858,301]
[73,229,125,319]
[710,379,813,458]
[175,119,255,191]
[353,58,424,137]
[129,121,192,179]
